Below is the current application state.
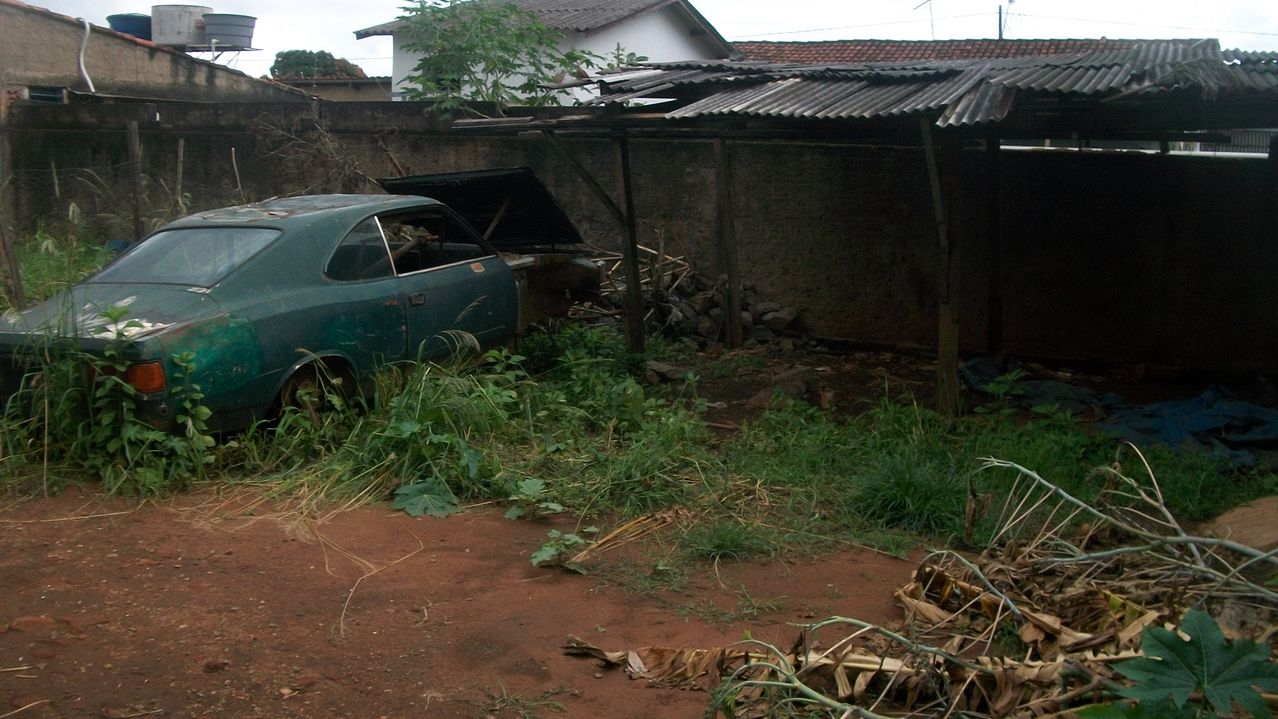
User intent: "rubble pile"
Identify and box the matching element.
[579,245,802,346]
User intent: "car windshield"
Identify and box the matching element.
[91,227,280,287]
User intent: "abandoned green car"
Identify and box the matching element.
[0,171,598,430]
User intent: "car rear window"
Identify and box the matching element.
[91,227,280,287]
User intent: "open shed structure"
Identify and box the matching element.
[455,39,1278,412]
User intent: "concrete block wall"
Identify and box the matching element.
[5,102,1275,372]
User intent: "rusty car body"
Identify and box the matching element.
[0,168,598,430]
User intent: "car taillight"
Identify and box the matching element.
[125,361,167,395]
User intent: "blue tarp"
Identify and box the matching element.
[962,357,1278,467]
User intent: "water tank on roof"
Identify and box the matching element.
[107,13,152,40]
[202,13,256,48]
[150,5,211,46]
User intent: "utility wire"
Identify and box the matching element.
[1012,12,1278,38]
[730,12,987,39]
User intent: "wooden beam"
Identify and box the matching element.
[541,129,625,226]
[613,134,645,353]
[921,118,959,417]
[0,223,25,311]
[985,136,1003,360]
[126,120,144,240]
[714,137,744,348]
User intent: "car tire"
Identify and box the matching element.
[278,364,348,424]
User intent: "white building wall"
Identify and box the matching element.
[387,5,724,101]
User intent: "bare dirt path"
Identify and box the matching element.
[0,492,913,719]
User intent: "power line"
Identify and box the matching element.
[729,12,988,39]
[1012,12,1278,38]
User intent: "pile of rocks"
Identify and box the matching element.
[578,245,802,346]
[650,278,800,345]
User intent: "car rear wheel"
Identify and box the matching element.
[277,363,353,424]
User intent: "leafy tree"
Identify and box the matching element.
[397,0,597,115]
[270,50,367,79]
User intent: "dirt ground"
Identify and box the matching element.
[2,344,1265,719]
[0,492,914,719]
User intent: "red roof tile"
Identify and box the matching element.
[732,39,1196,64]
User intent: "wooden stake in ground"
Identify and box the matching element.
[0,223,25,310]
[127,120,144,241]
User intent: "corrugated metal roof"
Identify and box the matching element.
[598,39,1278,126]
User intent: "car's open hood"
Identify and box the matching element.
[0,284,221,342]
[378,167,585,250]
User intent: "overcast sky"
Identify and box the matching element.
[43,0,1278,78]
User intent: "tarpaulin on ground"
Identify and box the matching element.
[962,358,1278,466]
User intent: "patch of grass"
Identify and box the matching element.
[706,351,767,379]
[3,225,114,313]
[680,520,775,561]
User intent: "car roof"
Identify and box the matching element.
[165,194,438,228]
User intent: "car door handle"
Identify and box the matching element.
[409,292,425,306]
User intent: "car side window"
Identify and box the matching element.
[378,211,489,276]
[326,217,394,281]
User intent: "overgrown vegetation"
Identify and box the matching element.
[1,226,1274,558]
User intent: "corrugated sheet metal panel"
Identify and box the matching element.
[991,63,1131,94]
[937,82,1016,126]
[597,38,1278,126]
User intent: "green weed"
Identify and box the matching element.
[680,520,775,561]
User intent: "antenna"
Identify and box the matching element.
[913,0,937,40]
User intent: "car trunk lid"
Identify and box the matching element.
[378,167,585,251]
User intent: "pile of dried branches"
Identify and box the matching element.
[567,446,1278,717]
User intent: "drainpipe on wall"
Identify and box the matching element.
[77,18,96,93]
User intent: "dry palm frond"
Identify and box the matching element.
[569,451,1278,718]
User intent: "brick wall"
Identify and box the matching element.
[5,102,1275,371]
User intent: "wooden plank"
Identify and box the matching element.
[126,120,144,240]
[985,135,1003,359]
[541,129,626,226]
[613,135,645,353]
[921,118,959,417]
[714,137,744,348]
[0,223,25,311]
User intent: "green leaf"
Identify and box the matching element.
[530,542,559,567]
[1115,610,1278,718]
[504,505,527,520]
[392,480,460,518]
[514,477,545,498]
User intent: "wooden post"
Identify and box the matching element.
[126,121,144,240]
[613,134,645,354]
[175,137,185,211]
[921,118,959,417]
[541,130,625,225]
[714,137,744,348]
[985,135,1003,360]
[0,223,25,311]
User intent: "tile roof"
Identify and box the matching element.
[359,0,671,35]
[356,0,732,56]
[733,38,1199,65]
